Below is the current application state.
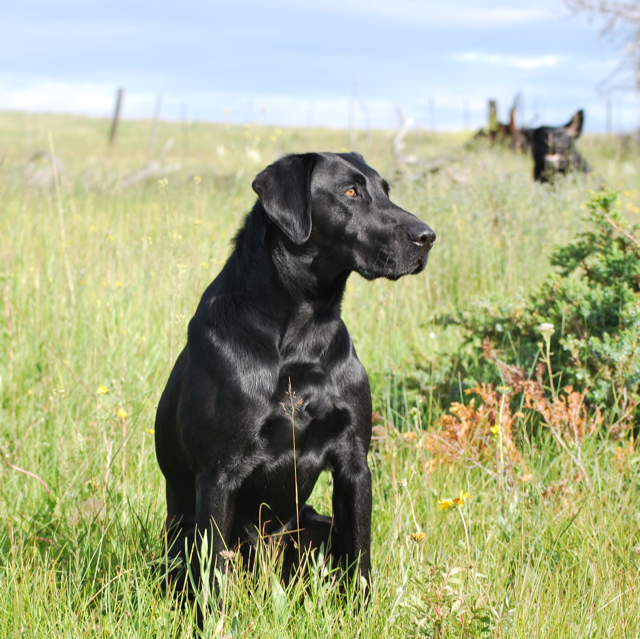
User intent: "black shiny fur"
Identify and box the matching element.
[154,152,435,591]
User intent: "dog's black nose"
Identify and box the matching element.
[409,226,436,248]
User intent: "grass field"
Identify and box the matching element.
[1,111,640,637]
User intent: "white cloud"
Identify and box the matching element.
[0,79,115,115]
[338,0,554,26]
[453,52,562,69]
[223,0,555,27]
[5,0,558,28]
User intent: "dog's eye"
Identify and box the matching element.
[345,188,357,198]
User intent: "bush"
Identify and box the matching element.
[439,190,640,425]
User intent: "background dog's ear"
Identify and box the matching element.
[565,110,584,138]
[252,153,317,245]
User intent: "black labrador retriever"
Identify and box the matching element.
[154,152,435,592]
[520,110,589,182]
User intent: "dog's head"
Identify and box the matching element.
[252,152,435,281]
[531,110,586,180]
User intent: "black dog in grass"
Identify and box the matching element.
[519,110,589,182]
[154,152,435,593]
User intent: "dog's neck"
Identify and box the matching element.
[223,203,350,319]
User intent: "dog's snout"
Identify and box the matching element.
[409,226,436,248]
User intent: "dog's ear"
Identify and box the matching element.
[252,153,317,245]
[565,110,584,138]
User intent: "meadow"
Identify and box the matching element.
[0,110,639,637]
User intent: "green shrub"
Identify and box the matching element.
[439,190,640,423]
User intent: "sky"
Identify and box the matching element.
[1,0,638,132]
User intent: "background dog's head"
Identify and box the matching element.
[527,110,588,181]
[252,152,435,281]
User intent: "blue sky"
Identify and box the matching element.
[1,0,637,131]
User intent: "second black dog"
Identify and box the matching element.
[520,109,589,182]
[154,152,435,592]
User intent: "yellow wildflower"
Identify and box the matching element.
[411,531,425,542]
[439,490,471,510]
[97,385,108,395]
[117,407,128,419]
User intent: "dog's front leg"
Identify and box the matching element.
[332,461,372,586]
[194,470,236,594]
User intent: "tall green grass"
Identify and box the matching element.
[0,112,639,636]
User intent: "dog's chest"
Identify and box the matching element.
[239,388,351,525]
[261,401,350,447]
[258,362,354,455]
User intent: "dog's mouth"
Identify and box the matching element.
[357,238,433,280]
[545,153,566,169]
[360,254,429,281]
[411,255,428,274]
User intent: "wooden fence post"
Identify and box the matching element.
[488,99,498,140]
[349,79,357,147]
[429,97,436,131]
[150,95,162,151]
[109,88,124,145]
[180,103,189,156]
